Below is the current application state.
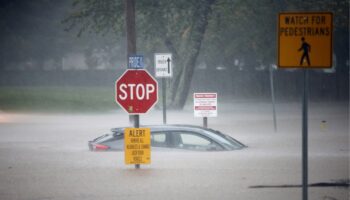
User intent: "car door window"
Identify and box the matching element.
[172,131,223,151]
[104,139,123,150]
[151,132,167,147]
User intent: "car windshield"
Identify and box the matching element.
[93,134,114,143]
[204,129,244,150]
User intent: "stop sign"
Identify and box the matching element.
[115,69,158,114]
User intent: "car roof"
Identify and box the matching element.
[111,125,245,145]
[111,124,209,133]
[108,124,246,149]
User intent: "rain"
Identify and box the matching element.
[0,1,348,200]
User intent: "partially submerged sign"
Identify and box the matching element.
[124,128,151,165]
[194,93,217,118]
[278,12,333,68]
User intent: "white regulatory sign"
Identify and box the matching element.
[155,53,172,78]
[193,93,217,118]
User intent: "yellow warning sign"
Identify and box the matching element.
[124,128,151,165]
[278,12,333,68]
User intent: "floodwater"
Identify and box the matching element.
[0,101,348,200]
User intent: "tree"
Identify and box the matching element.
[201,0,280,70]
[201,0,348,71]
[147,0,217,108]
[64,0,349,107]
[65,0,217,109]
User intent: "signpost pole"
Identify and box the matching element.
[277,12,332,200]
[155,53,172,125]
[269,66,277,132]
[125,0,136,126]
[203,117,208,128]
[134,114,140,169]
[162,78,167,124]
[115,70,158,169]
[302,69,309,200]
[194,93,217,128]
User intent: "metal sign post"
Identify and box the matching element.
[203,117,208,128]
[124,0,138,169]
[269,66,277,132]
[128,55,144,168]
[155,53,172,125]
[134,115,140,169]
[162,78,167,124]
[277,12,333,200]
[194,93,217,128]
[302,69,309,200]
[115,69,158,169]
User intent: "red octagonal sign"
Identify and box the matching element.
[115,69,158,114]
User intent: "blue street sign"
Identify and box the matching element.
[128,55,144,69]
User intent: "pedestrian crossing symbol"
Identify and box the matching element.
[278,12,333,68]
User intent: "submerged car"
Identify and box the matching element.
[89,124,246,151]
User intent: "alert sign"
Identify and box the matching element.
[115,69,158,114]
[194,93,217,117]
[278,12,333,68]
[124,128,151,165]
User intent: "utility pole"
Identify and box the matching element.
[124,0,139,169]
[125,0,136,127]
[125,0,136,57]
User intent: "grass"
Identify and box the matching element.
[0,86,118,112]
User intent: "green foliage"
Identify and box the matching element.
[64,0,218,108]
[63,0,125,37]
[64,0,348,70]
[202,0,349,70]
[202,0,279,69]
[63,0,348,108]
[0,86,115,112]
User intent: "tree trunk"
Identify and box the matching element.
[125,0,136,59]
[124,0,137,125]
[168,0,215,109]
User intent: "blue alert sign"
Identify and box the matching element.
[128,55,144,69]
